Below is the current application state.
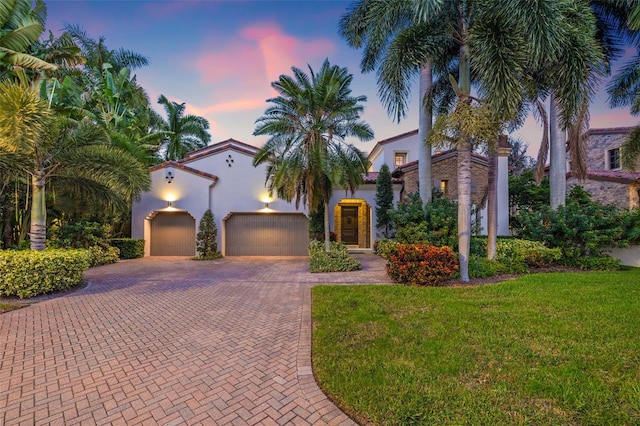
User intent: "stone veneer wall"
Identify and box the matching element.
[334,199,371,249]
[401,155,489,205]
[567,178,639,210]
[585,131,631,170]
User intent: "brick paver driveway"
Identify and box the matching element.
[0,255,391,425]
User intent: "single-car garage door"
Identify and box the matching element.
[225,213,309,256]
[150,212,196,256]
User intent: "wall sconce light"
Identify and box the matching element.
[226,154,234,167]
[167,201,173,207]
[165,170,174,184]
[264,202,269,209]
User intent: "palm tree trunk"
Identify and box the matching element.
[418,62,433,204]
[458,41,472,283]
[549,92,566,209]
[487,148,498,260]
[324,200,331,253]
[30,172,46,251]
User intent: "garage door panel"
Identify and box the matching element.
[225,213,309,256]
[151,212,196,256]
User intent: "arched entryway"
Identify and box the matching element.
[334,199,371,249]
[149,211,196,256]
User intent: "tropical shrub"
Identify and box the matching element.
[194,209,222,260]
[110,238,145,259]
[386,244,458,286]
[374,239,399,260]
[0,249,91,299]
[390,193,458,248]
[468,256,505,278]
[495,239,562,273]
[48,219,113,248]
[87,245,120,267]
[309,241,361,273]
[513,186,628,266]
[575,255,621,271]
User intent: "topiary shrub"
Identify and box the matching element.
[0,249,92,299]
[309,241,361,272]
[110,238,145,259]
[194,209,222,260]
[386,244,458,286]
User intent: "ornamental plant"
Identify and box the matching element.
[195,209,222,260]
[386,244,458,286]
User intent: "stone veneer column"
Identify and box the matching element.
[497,136,510,235]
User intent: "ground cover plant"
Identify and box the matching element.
[312,269,640,425]
[309,241,361,272]
[0,303,25,314]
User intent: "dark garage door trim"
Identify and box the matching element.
[224,212,309,256]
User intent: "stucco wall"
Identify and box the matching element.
[132,146,306,255]
[370,132,420,172]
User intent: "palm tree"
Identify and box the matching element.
[0,0,57,75]
[157,94,211,161]
[0,80,150,250]
[339,0,453,204]
[415,0,601,281]
[253,59,374,252]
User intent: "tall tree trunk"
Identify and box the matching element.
[549,92,566,209]
[487,148,498,260]
[457,41,472,283]
[324,200,330,253]
[30,172,46,251]
[418,62,433,204]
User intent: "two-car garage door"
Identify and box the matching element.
[224,213,309,256]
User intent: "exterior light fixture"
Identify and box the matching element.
[265,202,269,209]
[167,201,173,207]
[165,170,174,183]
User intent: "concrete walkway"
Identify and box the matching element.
[0,255,392,425]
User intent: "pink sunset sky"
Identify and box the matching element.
[45,0,638,158]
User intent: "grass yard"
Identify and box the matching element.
[312,269,640,425]
[0,302,26,314]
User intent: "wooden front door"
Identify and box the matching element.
[341,206,358,245]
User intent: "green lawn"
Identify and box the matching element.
[312,270,640,425]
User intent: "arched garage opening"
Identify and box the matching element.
[149,211,196,256]
[224,212,309,256]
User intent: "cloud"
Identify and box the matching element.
[189,21,336,115]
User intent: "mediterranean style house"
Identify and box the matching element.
[131,131,510,256]
[567,127,640,209]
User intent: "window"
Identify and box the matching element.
[440,180,449,196]
[394,152,407,167]
[608,148,620,170]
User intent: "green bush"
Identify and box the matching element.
[110,238,145,259]
[374,239,399,260]
[390,193,458,248]
[576,255,621,271]
[309,241,362,273]
[513,186,628,265]
[192,252,223,261]
[468,256,505,278]
[48,219,112,248]
[88,245,120,267]
[495,239,562,273]
[0,249,91,299]
[386,244,459,286]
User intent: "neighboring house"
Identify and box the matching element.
[567,127,640,210]
[132,132,510,256]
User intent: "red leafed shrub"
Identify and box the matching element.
[386,244,459,286]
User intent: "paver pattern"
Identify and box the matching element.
[0,254,391,425]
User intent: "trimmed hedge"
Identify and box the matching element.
[386,244,459,286]
[0,249,91,299]
[310,241,362,273]
[110,238,145,259]
[88,245,120,266]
